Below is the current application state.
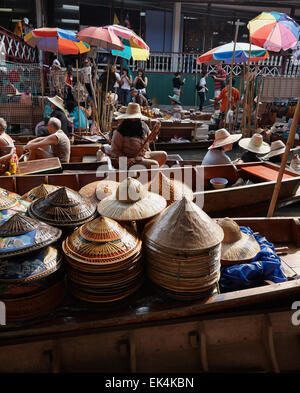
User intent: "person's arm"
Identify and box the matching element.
[215,89,225,103]
[128,75,132,86]
[143,76,148,87]
[133,76,138,87]
[25,134,57,150]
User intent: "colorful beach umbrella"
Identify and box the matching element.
[292,41,300,61]
[104,24,150,60]
[197,42,269,64]
[76,27,124,50]
[247,12,300,52]
[25,28,90,54]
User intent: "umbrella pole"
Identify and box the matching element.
[40,66,44,114]
[267,96,300,217]
[76,58,81,132]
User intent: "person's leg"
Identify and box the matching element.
[200,92,205,111]
[148,151,168,166]
[134,157,159,169]
[214,90,220,111]
[120,89,125,106]
[125,90,130,106]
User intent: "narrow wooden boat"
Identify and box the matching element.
[0,216,300,372]
[1,162,300,217]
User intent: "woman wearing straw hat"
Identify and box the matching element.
[202,128,242,166]
[262,140,296,164]
[110,103,167,169]
[238,133,270,163]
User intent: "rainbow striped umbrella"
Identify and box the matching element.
[247,12,300,52]
[197,42,268,64]
[25,28,90,54]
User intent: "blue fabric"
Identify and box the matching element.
[70,107,88,130]
[219,226,287,293]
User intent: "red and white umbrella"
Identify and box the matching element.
[103,24,149,51]
[76,26,124,50]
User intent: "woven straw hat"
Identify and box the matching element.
[0,188,20,200]
[208,128,242,150]
[147,172,193,206]
[48,95,65,112]
[144,197,224,251]
[28,187,97,228]
[114,106,127,116]
[0,213,62,258]
[115,102,149,121]
[217,217,260,265]
[238,133,270,154]
[21,184,61,202]
[0,193,18,211]
[79,180,119,201]
[98,177,167,222]
[262,140,293,160]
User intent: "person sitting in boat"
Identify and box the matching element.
[109,103,167,169]
[238,133,270,163]
[0,118,14,147]
[24,117,71,163]
[168,94,183,119]
[130,88,148,107]
[36,96,71,137]
[261,140,293,164]
[66,97,92,134]
[202,128,241,166]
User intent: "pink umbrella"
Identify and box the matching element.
[103,24,149,51]
[76,26,124,50]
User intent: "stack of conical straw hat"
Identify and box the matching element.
[28,186,98,228]
[0,213,65,322]
[147,172,193,206]
[21,184,61,202]
[144,197,224,300]
[62,215,143,303]
[0,190,30,224]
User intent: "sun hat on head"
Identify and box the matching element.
[115,102,149,121]
[168,94,181,104]
[217,217,260,265]
[208,128,242,150]
[262,140,294,160]
[97,177,167,222]
[239,133,271,154]
[47,95,65,112]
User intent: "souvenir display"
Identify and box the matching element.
[28,187,98,228]
[21,184,61,202]
[0,213,62,258]
[217,217,260,265]
[0,245,63,298]
[63,216,143,303]
[144,197,224,300]
[98,177,167,222]
[147,172,193,206]
[79,180,119,201]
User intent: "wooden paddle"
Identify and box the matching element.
[130,121,161,165]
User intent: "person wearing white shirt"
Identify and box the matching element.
[120,68,132,106]
[111,64,121,103]
[81,58,92,98]
[196,71,208,111]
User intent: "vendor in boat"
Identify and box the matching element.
[0,118,14,147]
[202,128,241,165]
[24,117,71,163]
[238,133,270,163]
[168,94,183,119]
[36,96,71,137]
[109,103,167,169]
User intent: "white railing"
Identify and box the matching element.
[96,49,299,77]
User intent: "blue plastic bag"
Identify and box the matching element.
[219,226,287,293]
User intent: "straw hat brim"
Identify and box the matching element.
[97,192,167,221]
[221,232,260,264]
[168,95,181,104]
[208,134,242,150]
[47,96,65,112]
[262,146,296,160]
[238,138,270,154]
[115,113,149,121]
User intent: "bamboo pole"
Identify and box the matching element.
[267,97,300,217]
[76,58,81,132]
[40,66,44,113]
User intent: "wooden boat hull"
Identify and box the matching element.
[0,162,300,217]
[0,217,300,372]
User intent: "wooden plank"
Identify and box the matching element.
[18,158,61,175]
[240,165,296,181]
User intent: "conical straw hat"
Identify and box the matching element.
[0,213,62,258]
[147,172,193,206]
[79,180,119,201]
[98,177,167,222]
[28,187,98,227]
[217,217,260,265]
[238,133,270,154]
[0,188,20,200]
[21,184,61,202]
[0,193,18,211]
[62,215,141,264]
[144,197,224,251]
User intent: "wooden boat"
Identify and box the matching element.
[1,162,300,217]
[0,216,300,372]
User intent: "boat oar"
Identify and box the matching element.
[268,96,300,217]
[130,121,161,165]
